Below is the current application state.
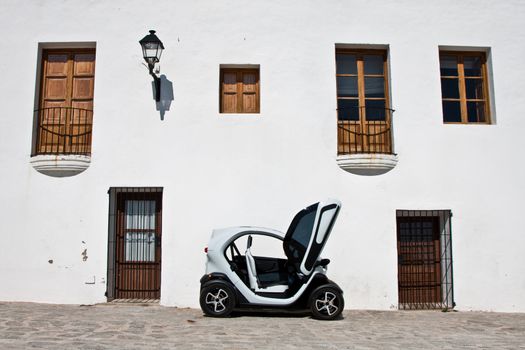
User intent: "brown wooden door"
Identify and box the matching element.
[115,192,162,299]
[397,217,442,308]
[38,49,95,154]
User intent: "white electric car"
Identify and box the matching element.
[199,199,344,320]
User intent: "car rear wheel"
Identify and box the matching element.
[199,281,236,317]
[309,285,344,320]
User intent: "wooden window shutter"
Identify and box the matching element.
[36,48,96,155]
[220,68,259,113]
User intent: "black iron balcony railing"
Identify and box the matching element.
[33,107,93,156]
[337,107,394,155]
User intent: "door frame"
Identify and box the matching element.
[395,210,454,310]
[107,187,163,301]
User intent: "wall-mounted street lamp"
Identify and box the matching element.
[139,30,164,101]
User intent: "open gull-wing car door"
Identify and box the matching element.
[283,199,341,276]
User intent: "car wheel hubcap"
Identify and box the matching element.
[315,291,339,316]
[205,288,229,313]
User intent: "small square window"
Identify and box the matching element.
[220,67,260,113]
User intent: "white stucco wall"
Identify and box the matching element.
[0,0,524,311]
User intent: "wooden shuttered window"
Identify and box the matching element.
[220,68,260,113]
[35,48,96,155]
[439,51,491,124]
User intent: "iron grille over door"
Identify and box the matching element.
[107,188,162,301]
[396,210,454,310]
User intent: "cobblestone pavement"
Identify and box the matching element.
[0,302,524,349]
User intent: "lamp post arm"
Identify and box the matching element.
[147,64,161,102]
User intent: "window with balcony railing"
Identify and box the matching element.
[336,49,394,155]
[33,48,96,156]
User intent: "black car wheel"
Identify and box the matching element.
[309,285,344,320]
[199,281,236,317]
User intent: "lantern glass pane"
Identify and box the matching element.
[144,42,158,50]
[144,48,158,59]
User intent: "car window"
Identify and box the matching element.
[288,204,318,249]
[231,234,286,259]
[249,235,286,259]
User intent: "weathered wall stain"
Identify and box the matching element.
[81,249,88,261]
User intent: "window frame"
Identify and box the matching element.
[439,51,491,124]
[335,48,394,155]
[219,67,260,114]
[335,48,391,123]
[108,188,163,300]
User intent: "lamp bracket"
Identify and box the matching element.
[147,64,161,102]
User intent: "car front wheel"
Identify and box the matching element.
[309,285,344,320]
[199,281,236,317]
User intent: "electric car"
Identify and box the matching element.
[199,199,344,320]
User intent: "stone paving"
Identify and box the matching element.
[0,302,524,349]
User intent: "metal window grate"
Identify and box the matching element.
[396,210,454,310]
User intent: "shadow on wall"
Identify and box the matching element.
[152,74,174,120]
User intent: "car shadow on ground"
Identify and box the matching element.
[223,309,345,320]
